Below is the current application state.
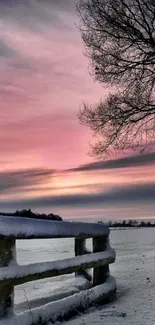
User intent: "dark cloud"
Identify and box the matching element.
[0,0,76,32]
[0,182,155,210]
[8,58,37,71]
[68,152,155,172]
[0,168,55,192]
[38,0,76,11]
[2,0,76,11]
[0,39,16,58]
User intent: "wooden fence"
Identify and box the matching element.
[0,216,116,324]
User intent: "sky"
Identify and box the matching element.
[1,0,155,220]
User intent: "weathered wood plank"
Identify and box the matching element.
[93,236,110,286]
[0,239,15,318]
[0,250,115,287]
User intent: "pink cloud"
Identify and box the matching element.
[0,3,108,171]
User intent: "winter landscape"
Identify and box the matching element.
[12,227,155,325]
[1,0,155,324]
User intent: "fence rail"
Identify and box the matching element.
[0,216,110,239]
[0,216,116,325]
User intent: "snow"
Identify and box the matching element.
[65,228,155,325]
[0,276,116,325]
[15,276,91,313]
[0,217,109,239]
[1,227,154,325]
[0,249,115,283]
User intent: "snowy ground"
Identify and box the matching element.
[15,228,155,325]
[64,228,155,325]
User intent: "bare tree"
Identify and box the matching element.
[77,0,155,157]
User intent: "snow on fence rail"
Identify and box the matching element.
[0,216,110,239]
[0,216,116,325]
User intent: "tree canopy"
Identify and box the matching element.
[77,0,155,157]
[0,209,62,221]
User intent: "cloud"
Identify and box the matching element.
[0,0,78,74]
[0,0,90,101]
[0,181,155,211]
[0,0,76,32]
[0,0,104,171]
[0,168,55,192]
[0,38,16,58]
[68,152,155,172]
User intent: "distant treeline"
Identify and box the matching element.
[98,220,155,228]
[0,209,62,221]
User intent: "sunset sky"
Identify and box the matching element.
[1,0,155,220]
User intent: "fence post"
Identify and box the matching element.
[0,238,16,318]
[93,236,109,286]
[74,238,91,281]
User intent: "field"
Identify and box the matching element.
[15,228,155,325]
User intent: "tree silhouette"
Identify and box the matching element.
[77,0,155,157]
[0,209,62,221]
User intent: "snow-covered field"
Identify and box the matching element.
[15,228,155,325]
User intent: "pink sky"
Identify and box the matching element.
[0,0,107,171]
[0,0,155,219]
